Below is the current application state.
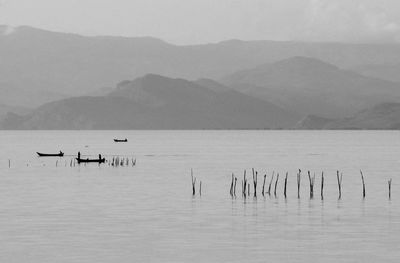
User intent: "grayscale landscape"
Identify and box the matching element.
[0,1,399,262]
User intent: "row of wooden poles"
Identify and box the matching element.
[6,157,137,168]
[54,157,137,167]
[226,169,393,200]
[190,168,393,199]
[109,157,136,167]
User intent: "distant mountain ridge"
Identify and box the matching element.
[0,103,30,119]
[296,103,400,129]
[294,115,334,130]
[0,81,66,108]
[352,63,400,83]
[223,56,400,119]
[3,25,400,107]
[2,25,400,129]
[4,57,400,130]
[2,74,298,129]
[4,71,400,130]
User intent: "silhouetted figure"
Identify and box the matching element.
[99,154,102,160]
[78,151,81,159]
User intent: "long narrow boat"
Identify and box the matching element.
[37,151,64,157]
[76,157,105,164]
[114,138,128,142]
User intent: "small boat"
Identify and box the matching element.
[114,138,128,142]
[76,157,105,164]
[37,151,64,157]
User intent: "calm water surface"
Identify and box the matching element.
[0,131,398,262]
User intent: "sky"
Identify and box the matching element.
[0,0,400,44]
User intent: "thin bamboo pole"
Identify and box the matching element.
[262,174,267,196]
[321,172,324,200]
[297,169,301,199]
[253,169,258,198]
[230,173,234,196]
[274,173,279,197]
[191,169,196,196]
[243,170,247,198]
[308,171,315,199]
[234,177,237,197]
[360,170,366,199]
[337,171,343,199]
[284,172,288,199]
[268,172,275,196]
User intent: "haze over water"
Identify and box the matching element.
[0,130,398,262]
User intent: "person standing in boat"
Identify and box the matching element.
[78,151,81,160]
[99,154,102,160]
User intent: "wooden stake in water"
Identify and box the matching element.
[234,177,237,197]
[388,179,392,199]
[252,169,258,198]
[274,173,279,197]
[191,169,196,196]
[321,172,324,200]
[199,181,202,196]
[308,171,315,199]
[337,171,343,200]
[230,173,234,196]
[284,172,288,199]
[243,170,247,197]
[262,174,267,197]
[8,159,10,168]
[360,170,366,199]
[297,169,301,199]
[268,172,275,196]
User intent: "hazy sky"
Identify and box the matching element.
[1,0,400,44]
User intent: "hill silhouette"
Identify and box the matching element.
[3,25,400,106]
[2,74,298,129]
[223,57,400,119]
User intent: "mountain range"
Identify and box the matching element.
[2,25,400,105]
[2,25,400,129]
[296,103,400,130]
[222,56,400,119]
[352,63,400,83]
[2,74,298,129]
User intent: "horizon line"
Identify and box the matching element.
[1,24,400,47]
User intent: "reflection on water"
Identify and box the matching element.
[0,130,398,262]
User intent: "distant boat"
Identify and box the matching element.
[37,151,64,157]
[114,138,128,142]
[76,157,105,164]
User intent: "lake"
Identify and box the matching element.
[0,130,398,262]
